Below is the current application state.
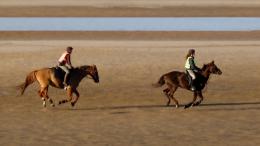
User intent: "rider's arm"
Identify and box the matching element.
[189,58,200,71]
[66,54,72,68]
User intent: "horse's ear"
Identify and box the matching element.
[211,60,215,64]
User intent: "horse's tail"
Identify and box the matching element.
[18,70,37,95]
[152,75,165,88]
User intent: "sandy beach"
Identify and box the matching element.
[0,39,260,146]
[1,31,260,40]
[1,0,260,145]
[1,0,260,17]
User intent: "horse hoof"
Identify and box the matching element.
[42,102,46,108]
[71,102,75,107]
[193,102,200,106]
[184,105,189,109]
[51,104,55,107]
[175,105,179,108]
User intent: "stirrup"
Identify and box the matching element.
[64,85,71,90]
[191,86,196,91]
[63,83,68,90]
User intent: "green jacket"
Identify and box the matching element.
[185,56,200,70]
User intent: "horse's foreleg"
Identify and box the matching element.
[45,95,55,107]
[71,89,80,107]
[42,86,55,107]
[184,91,198,109]
[58,99,68,105]
[193,91,204,106]
[38,87,48,108]
[58,86,73,105]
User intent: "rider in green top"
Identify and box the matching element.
[185,49,200,91]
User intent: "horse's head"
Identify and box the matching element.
[81,65,99,83]
[202,61,222,75]
[89,65,99,83]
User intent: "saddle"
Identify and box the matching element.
[185,70,203,91]
[52,66,72,85]
[185,70,192,87]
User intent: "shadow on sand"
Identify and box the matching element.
[56,101,260,112]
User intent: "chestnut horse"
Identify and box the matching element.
[153,61,222,109]
[18,65,99,107]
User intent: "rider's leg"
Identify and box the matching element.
[187,70,196,91]
[59,65,70,86]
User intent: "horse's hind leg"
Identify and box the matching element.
[38,87,47,107]
[165,92,171,106]
[41,97,46,107]
[163,86,179,108]
[169,87,179,108]
[163,88,171,106]
[44,88,55,107]
[184,91,198,109]
[44,86,55,107]
[164,79,179,108]
[47,97,55,107]
[163,88,170,95]
[39,86,55,107]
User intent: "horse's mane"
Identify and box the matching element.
[71,65,92,71]
[76,65,89,70]
[69,65,89,75]
[201,61,214,71]
[201,61,216,71]
[201,64,208,71]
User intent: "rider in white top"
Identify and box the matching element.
[58,46,73,88]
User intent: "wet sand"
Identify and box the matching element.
[1,31,260,40]
[0,39,260,146]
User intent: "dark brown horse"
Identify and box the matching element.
[18,65,99,107]
[153,61,222,109]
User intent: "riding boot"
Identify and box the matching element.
[190,80,196,91]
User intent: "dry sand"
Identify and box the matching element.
[0,38,260,146]
[2,0,260,7]
[2,6,260,17]
[1,0,260,17]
